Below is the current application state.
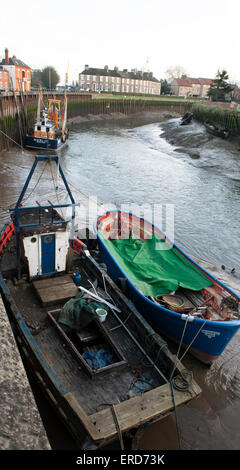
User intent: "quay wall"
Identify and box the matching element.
[0,295,51,449]
[0,92,188,152]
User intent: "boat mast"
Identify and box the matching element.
[62,88,68,138]
[62,63,69,139]
[37,85,42,122]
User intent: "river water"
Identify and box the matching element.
[1,113,240,450]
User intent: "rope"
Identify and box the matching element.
[170,314,191,381]
[179,318,208,363]
[170,380,181,449]
[111,404,124,450]
[172,369,193,392]
[0,129,34,155]
[49,158,64,216]
[12,160,49,208]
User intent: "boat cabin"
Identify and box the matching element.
[33,109,56,140]
[33,99,63,140]
[11,206,70,279]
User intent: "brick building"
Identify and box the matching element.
[171,77,213,98]
[0,48,31,92]
[79,65,161,95]
[0,66,9,91]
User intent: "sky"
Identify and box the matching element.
[1,0,239,85]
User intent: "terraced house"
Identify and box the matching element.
[79,65,161,95]
[0,66,9,91]
[0,48,31,92]
[171,77,213,98]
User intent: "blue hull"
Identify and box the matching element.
[95,211,240,364]
[25,135,65,150]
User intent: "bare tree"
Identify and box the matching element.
[165,65,188,81]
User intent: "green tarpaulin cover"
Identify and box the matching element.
[101,234,212,297]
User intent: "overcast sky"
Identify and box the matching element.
[1,0,239,85]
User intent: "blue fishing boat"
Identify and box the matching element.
[25,87,68,151]
[95,210,240,365]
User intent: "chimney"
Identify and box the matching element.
[5,48,9,65]
[85,64,89,70]
[104,65,109,72]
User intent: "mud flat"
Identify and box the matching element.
[68,110,181,125]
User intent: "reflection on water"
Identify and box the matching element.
[0,115,240,450]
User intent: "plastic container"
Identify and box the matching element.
[73,272,82,285]
[96,308,108,323]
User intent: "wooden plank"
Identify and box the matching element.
[35,283,78,306]
[33,274,74,291]
[87,380,201,440]
[64,392,99,440]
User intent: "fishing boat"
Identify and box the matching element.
[204,121,230,139]
[25,87,69,151]
[95,210,240,365]
[0,156,201,450]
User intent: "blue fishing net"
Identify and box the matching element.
[82,348,115,369]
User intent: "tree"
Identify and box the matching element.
[207,69,234,102]
[41,66,60,89]
[31,69,42,88]
[165,65,188,81]
[160,79,172,95]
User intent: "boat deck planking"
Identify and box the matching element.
[6,279,163,415]
[33,274,78,306]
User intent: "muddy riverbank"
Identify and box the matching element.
[159,117,240,169]
[67,110,181,125]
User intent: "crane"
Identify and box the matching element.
[141,57,150,93]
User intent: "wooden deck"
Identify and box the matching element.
[64,356,202,442]
[33,274,78,306]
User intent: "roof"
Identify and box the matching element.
[174,78,192,87]
[173,77,213,86]
[198,78,213,85]
[81,67,159,82]
[186,77,201,84]
[0,56,31,69]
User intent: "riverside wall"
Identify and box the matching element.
[0,295,51,449]
[192,103,240,134]
[0,91,188,152]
